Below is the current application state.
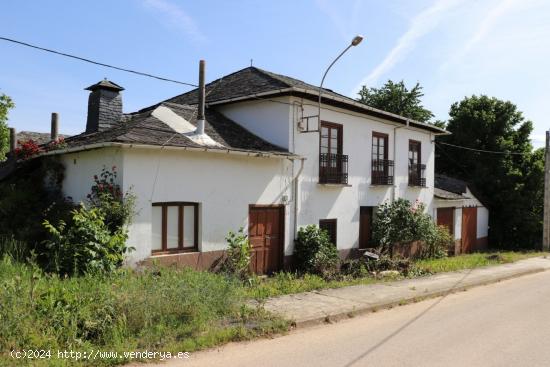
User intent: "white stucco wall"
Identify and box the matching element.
[477,206,489,238]
[60,147,124,204]
[289,100,436,251]
[216,97,292,150]
[121,148,293,264]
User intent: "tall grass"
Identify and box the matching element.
[0,258,288,366]
[0,235,29,262]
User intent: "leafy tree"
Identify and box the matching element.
[0,93,15,161]
[357,80,435,123]
[437,95,543,249]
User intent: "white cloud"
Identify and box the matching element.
[352,0,463,92]
[440,0,519,71]
[142,0,205,42]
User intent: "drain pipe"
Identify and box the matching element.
[293,157,306,240]
[196,59,206,135]
[392,119,410,202]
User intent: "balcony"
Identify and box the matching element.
[319,153,349,185]
[371,159,394,185]
[409,163,426,187]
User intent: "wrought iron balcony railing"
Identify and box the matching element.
[408,163,426,187]
[319,153,349,184]
[371,159,394,185]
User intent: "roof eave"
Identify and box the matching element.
[37,142,302,160]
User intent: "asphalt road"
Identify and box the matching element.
[162,270,550,367]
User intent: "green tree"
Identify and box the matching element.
[0,94,15,161]
[357,80,435,123]
[437,95,543,249]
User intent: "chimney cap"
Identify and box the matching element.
[85,79,124,92]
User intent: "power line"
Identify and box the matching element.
[436,141,530,156]
[0,36,198,87]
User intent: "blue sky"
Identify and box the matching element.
[1,0,549,147]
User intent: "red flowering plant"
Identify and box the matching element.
[14,139,44,160]
[87,166,135,235]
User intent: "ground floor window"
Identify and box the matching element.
[359,206,376,249]
[319,219,337,246]
[152,202,198,253]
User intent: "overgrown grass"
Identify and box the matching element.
[414,251,546,274]
[245,272,380,300]
[246,251,546,300]
[0,258,288,366]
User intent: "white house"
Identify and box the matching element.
[10,66,482,274]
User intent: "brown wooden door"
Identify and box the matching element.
[359,207,373,249]
[461,207,477,253]
[248,206,284,274]
[437,208,454,236]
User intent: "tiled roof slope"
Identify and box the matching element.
[148,67,447,134]
[63,103,288,155]
[159,67,359,107]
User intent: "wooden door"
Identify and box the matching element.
[437,208,454,237]
[359,207,373,249]
[248,206,284,274]
[461,207,477,253]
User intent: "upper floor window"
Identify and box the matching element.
[371,132,394,185]
[319,122,348,184]
[408,140,426,187]
[152,202,198,253]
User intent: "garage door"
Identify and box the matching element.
[437,208,454,236]
[249,206,284,274]
[461,207,477,253]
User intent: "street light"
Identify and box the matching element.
[317,35,364,127]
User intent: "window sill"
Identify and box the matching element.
[151,249,198,256]
[318,182,352,187]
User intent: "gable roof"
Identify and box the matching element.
[148,66,448,134]
[60,103,291,157]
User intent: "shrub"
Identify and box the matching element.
[42,204,132,276]
[87,166,135,234]
[372,199,449,260]
[221,228,252,280]
[421,224,453,259]
[294,225,340,278]
[0,157,72,264]
[340,259,370,278]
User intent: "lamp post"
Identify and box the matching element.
[317,35,363,127]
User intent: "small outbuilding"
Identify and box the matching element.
[433,174,489,254]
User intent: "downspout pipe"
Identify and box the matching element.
[293,158,306,241]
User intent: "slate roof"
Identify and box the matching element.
[146,67,447,134]
[16,131,70,145]
[434,174,468,195]
[62,103,289,155]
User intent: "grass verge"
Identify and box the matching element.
[245,251,546,300]
[0,258,288,366]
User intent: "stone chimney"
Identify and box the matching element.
[85,79,124,133]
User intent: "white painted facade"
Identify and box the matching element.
[222,97,436,254]
[59,96,447,265]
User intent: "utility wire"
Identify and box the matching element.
[436,141,530,156]
[0,36,198,87]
